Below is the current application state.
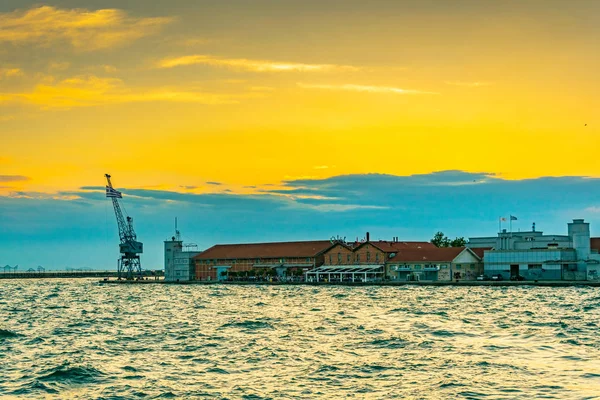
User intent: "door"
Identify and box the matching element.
[510,264,519,278]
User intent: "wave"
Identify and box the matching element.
[38,364,106,384]
[0,329,21,338]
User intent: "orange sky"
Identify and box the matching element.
[1,1,599,194]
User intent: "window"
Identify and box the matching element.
[375,253,379,262]
[306,258,310,262]
[528,264,542,270]
[329,255,332,264]
[347,254,351,262]
[356,254,361,262]
[455,264,461,269]
[338,253,342,263]
[367,252,371,262]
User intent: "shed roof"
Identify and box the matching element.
[194,240,334,260]
[387,247,476,263]
[592,238,600,252]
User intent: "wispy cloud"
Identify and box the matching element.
[206,181,222,186]
[0,68,23,78]
[0,175,30,182]
[0,75,261,109]
[298,83,439,95]
[0,6,173,51]
[157,55,360,72]
[48,62,70,71]
[444,81,493,87]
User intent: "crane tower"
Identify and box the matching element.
[105,174,143,280]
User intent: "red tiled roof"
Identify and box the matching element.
[357,241,436,253]
[469,247,492,259]
[592,238,600,251]
[387,247,470,263]
[194,240,334,260]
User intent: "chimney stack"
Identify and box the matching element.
[366,232,370,242]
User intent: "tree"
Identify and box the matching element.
[450,237,467,247]
[431,232,466,247]
[431,231,450,247]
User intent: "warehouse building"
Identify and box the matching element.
[193,240,334,281]
[305,234,435,282]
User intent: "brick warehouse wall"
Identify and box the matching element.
[322,244,355,265]
[322,243,392,265]
[195,256,323,280]
[351,244,387,265]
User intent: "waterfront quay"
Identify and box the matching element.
[0,270,162,280]
[98,279,600,287]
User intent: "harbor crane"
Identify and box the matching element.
[105,174,143,280]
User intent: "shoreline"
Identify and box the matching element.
[97,280,600,287]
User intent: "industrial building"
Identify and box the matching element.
[386,247,483,282]
[469,219,600,281]
[193,240,334,281]
[164,231,201,282]
[305,234,434,282]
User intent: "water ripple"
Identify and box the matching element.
[0,280,599,399]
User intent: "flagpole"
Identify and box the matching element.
[499,217,501,233]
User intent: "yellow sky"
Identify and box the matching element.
[1,2,599,194]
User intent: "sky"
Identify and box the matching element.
[1,0,599,269]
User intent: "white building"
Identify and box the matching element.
[468,219,600,281]
[164,232,201,282]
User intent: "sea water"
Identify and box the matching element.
[1,280,599,399]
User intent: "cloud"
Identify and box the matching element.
[206,181,222,186]
[0,75,260,109]
[157,54,360,72]
[0,68,23,78]
[298,83,439,95]
[0,175,30,182]
[0,6,173,51]
[2,171,600,269]
[102,65,117,73]
[48,62,70,71]
[444,81,493,87]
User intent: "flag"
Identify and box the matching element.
[106,186,122,198]
[510,215,517,221]
[500,217,507,222]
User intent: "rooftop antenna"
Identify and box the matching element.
[175,217,181,241]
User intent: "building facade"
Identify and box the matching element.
[193,240,334,281]
[164,235,201,281]
[306,237,435,282]
[470,219,600,281]
[386,247,483,281]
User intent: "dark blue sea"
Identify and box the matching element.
[1,280,599,399]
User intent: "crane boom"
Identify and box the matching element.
[105,174,143,280]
